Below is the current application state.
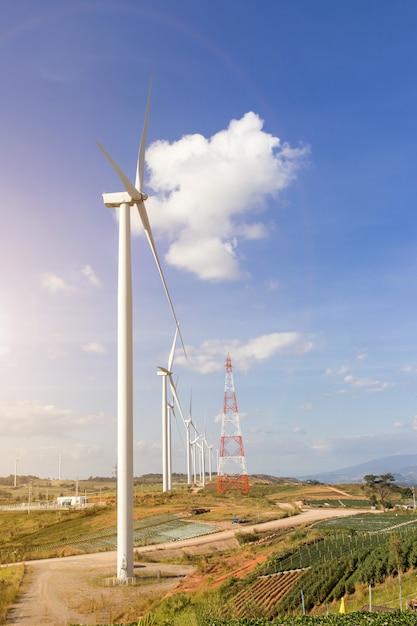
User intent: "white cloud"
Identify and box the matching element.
[81,264,101,287]
[343,375,391,392]
[368,382,391,393]
[71,443,102,460]
[40,273,74,295]
[135,440,161,453]
[357,352,368,360]
[300,403,313,411]
[47,346,68,361]
[310,442,330,452]
[137,112,308,281]
[178,332,314,373]
[0,401,108,437]
[266,278,279,291]
[165,234,246,281]
[82,342,107,355]
[293,426,305,433]
[214,412,223,423]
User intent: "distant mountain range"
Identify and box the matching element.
[299,454,417,485]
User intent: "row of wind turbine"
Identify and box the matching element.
[158,334,215,493]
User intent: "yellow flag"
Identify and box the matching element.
[339,597,346,614]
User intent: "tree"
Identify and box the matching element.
[363,473,396,508]
[389,533,406,580]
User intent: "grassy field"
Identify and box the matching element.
[0,475,398,566]
[0,564,25,623]
[1,475,415,625]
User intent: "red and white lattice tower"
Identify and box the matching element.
[217,354,249,493]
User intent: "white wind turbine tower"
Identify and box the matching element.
[190,434,198,484]
[208,443,213,481]
[200,437,206,487]
[158,328,188,492]
[166,397,175,490]
[191,428,203,485]
[98,85,184,581]
[184,401,193,486]
[157,326,178,493]
[167,391,184,489]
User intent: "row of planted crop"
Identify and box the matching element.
[201,613,417,625]
[262,520,417,576]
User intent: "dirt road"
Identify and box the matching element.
[4,508,373,625]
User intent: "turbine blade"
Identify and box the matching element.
[138,206,187,355]
[170,403,184,444]
[98,92,187,360]
[135,77,152,192]
[168,374,186,428]
[97,142,143,203]
[99,136,187,357]
[168,325,179,372]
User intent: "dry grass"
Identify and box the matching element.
[0,564,25,624]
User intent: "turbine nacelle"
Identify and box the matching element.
[102,191,148,208]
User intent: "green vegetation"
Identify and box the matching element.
[302,499,370,508]
[0,564,25,623]
[250,513,417,616]
[118,511,417,623]
[70,610,417,625]
[4,474,417,625]
[0,475,308,564]
[363,473,398,508]
[201,616,417,625]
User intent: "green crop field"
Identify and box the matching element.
[201,615,417,625]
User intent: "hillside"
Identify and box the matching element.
[300,454,417,485]
[2,475,416,623]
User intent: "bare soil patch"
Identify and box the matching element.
[5,553,194,625]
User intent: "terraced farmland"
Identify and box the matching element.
[228,512,417,619]
[316,512,417,532]
[233,569,304,616]
[18,513,219,558]
[71,515,218,553]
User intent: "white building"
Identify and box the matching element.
[56,496,88,507]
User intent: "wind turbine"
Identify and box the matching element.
[98,84,183,581]
[184,397,193,486]
[190,429,202,485]
[158,327,188,491]
[157,326,178,493]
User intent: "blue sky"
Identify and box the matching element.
[1,0,417,480]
